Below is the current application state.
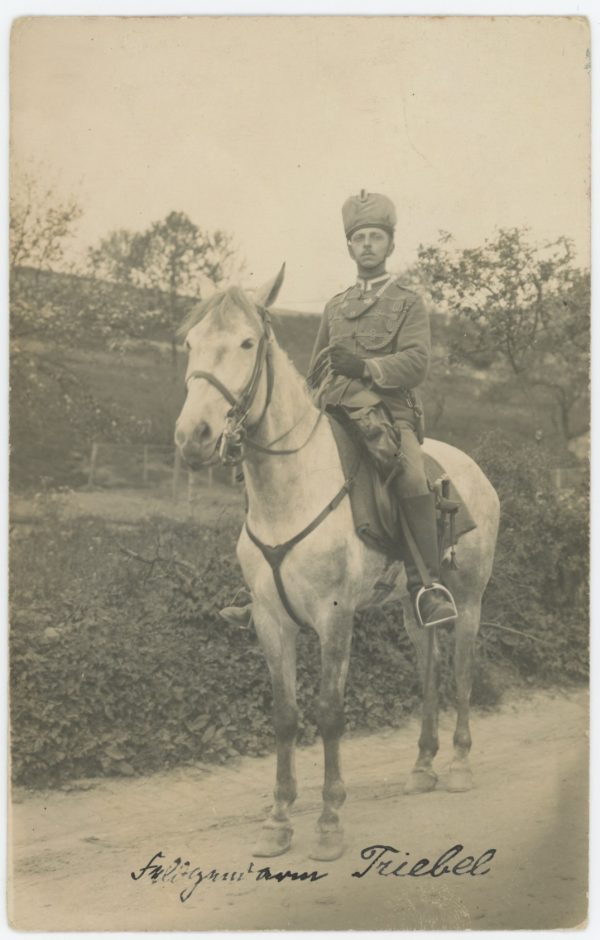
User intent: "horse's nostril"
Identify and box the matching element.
[197,421,212,442]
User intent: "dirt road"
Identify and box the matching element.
[9,688,587,931]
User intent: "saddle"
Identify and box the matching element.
[327,410,476,565]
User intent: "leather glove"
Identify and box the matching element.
[329,346,365,379]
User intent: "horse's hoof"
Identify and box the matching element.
[309,829,345,861]
[404,767,438,795]
[252,825,293,857]
[447,765,473,792]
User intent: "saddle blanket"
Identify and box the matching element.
[328,412,477,562]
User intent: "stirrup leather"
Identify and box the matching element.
[413,582,458,629]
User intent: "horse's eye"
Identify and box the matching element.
[241,338,255,350]
[185,340,191,351]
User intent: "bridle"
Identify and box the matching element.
[184,300,358,633]
[185,306,322,465]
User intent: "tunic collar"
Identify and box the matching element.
[355,273,392,292]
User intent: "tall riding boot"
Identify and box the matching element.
[398,492,457,628]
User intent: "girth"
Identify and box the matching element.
[245,455,361,630]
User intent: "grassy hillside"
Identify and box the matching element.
[10,268,578,490]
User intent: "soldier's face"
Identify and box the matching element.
[347,227,394,270]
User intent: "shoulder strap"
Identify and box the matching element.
[359,275,401,317]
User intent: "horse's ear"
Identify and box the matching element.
[254,263,286,309]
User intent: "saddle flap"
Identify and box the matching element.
[327,412,477,561]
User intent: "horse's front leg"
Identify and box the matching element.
[403,599,440,794]
[252,608,299,857]
[448,600,481,792]
[310,617,353,861]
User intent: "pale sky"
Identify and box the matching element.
[11,15,590,309]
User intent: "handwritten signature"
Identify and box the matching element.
[131,852,327,903]
[131,842,495,903]
[351,842,496,878]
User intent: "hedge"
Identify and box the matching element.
[10,437,588,788]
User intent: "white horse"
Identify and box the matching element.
[175,267,500,861]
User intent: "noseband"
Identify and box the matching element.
[185,307,323,465]
[184,301,356,632]
[185,307,274,464]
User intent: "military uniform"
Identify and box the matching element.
[309,273,430,497]
[220,190,456,630]
[307,189,456,627]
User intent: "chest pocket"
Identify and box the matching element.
[356,311,403,352]
[327,304,356,345]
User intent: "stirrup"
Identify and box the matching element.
[413,582,457,629]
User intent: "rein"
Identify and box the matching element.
[183,300,357,630]
[244,409,324,456]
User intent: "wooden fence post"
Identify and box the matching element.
[88,442,98,487]
[187,469,194,511]
[172,448,182,501]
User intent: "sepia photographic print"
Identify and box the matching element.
[7,11,591,932]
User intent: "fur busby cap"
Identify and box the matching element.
[342,190,397,238]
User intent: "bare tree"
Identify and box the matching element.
[10,173,82,273]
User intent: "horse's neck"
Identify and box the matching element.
[243,342,343,540]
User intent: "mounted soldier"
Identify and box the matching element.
[221,189,457,629]
[307,189,457,628]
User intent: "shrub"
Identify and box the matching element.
[9,512,493,788]
[10,431,588,790]
[472,433,588,682]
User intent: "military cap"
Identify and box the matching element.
[342,189,397,238]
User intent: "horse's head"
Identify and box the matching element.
[174,265,285,467]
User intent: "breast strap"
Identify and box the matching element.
[244,455,361,629]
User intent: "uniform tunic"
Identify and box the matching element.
[309,273,431,496]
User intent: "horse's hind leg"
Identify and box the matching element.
[403,600,440,794]
[252,609,299,857]
[310,620,352,861]
[448,599,481,793]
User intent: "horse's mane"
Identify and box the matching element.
[177,286,258,338]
